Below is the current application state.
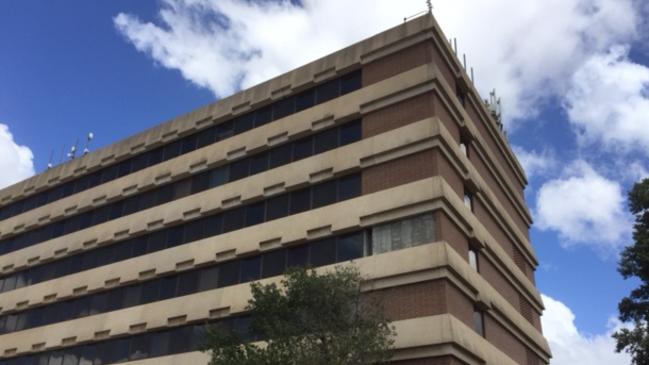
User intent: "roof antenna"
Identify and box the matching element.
[47,150,54,170]
[82,132,94,156]
[426,0,433,13]
[67,138,79,160]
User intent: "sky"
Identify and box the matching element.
[1,1,648,364]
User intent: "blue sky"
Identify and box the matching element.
[1,1,648,364]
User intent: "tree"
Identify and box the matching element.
[615,178,649,364]
[202,266,395,365]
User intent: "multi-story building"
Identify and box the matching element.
[0,13,551,365]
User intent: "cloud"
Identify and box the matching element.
[512,146,556,179]
[114,0,642,128]
[565,45,649,155]
[535,160,631,252]
[0,123,34,189]
[542,293,631,365]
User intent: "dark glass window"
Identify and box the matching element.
[47,351,63,365]
[191,171,211,193]
[150,331,171,358]
[233,114,254,134]
[272,98,295,120]
[261,250,286,278]
[177,271,199,296]
[337,233,364,262]
[269,143,291,168]
[249,152,269,175]
[340,70,362,94]
[122,285,142,307]
[266,194,289,220]
[312,180,337,208]
[198,266,219,291]
[340,120,361,145]
[216,120,234,140]
[292,137,313,160]
[218,261,240,288]
[129,333,151,360]
[295,89,315,111]
[162,140,182,160]
[338,174,361,201]
[184,219,205,243]
[240,256,261,282]
[117,160,132,178]
[159,276,178,300]
[287,244,309,268]
[314,127,338,154]
[196,127,216,149]
[316,79,339,103]
[148,147,164,165]
[473,310,485,337]
[245,202,265,226]
[204,215,223,237]
[209,166,230,188]
[310,238,337,267]
[166,226,185,248]
[223,207,246,232]
[173,178,192,199]
[254,106,272,127]
[62,352,78,365]
[290,189,311,214]
[141,280,160,304]
[131,153,148,172]
[230,159,250,181]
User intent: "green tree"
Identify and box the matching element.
[615,178,649,364]
[202,266,395,365]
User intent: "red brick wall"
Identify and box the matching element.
[362,92,434,138]
[363,42,433,86]
[362,150,437,194]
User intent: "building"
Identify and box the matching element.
[0,13,551,365]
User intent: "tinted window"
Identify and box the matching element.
[196,127,216,149]
[218,261,240,287]
[254,106,272,127]
[292,137,313,160]
[312,180,337,208]
[337,233,364,262]
[122,285,142,307]
[223,207,245,232]
[209,166,229,188]
[287,244,309,268]
[162,140,181,160]
[204,215,223,237]
[150,331,171,358]
[240,256,261,282]
[141,280,160,304]
[340,120,361,145]
[269,143,291,168]
[130,333,151,360]
[233,114,254,134]
[249,153,269,175]
[266,194,289,220]
[198,266,219,291]
[159,276,178,300]
[245,202,265,226]
[289,190,310,214]
[340,70,361,94]
[295,89,315,111]
[166,226,185,248]
[177,271,199,296]
[310,238,337,267]
[314,128,338,154]
[191,171,210,193]
[272,98,294,120]
[261,250,286,278]
[316,79,339,103]
[184,219,204,243]
[230,159,250,181]
[338,174,361,201]
[216,120,234,139]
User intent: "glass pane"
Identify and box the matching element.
[240,256,261,282]
[313,128,338,154]
[310,238,336,267]
[272,97,295,120]
[469,250,478,271]
[173,178,192,199]
[233,113,254,134]
[254,106,272,126]
[473,311,485,336]
[230,159,250,181]
[315,79,339,103]
[177,270,199,296]
[289,189,310,214]
[184,219,204,243]
[198,266,219,291]
[266,194,289,221]
[339,120,361,145]
[261,250,286,278]
[190,171,210,193]
[292,137,313,161]
[312,180,337,208]
[162,140,181,160]
[150,331,171,358]
[245,202,265,226]
[122,285,142,307]
[337,232,364,262]
[159,276,178,300]
[287,244,309,269]
[340,70,362,94]
[371,223,392,255]
[209,166,230,188]
[295,89,315,111]
[218,261,240,288]
[249,153,269,175]
[216,121,234,140]
[223,207,245,232]
[129,333,151,360]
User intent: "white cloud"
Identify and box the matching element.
[0,123,34,189]
[565,45,649,155]
[512,146,556,179]
[542,293,631,365]
[114,0,642,128]
[535,160,631,252]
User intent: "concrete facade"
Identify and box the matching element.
[0,14,550,365]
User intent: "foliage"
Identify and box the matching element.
[615,178,649,364]
[202,266,395,365]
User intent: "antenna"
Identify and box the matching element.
[47,150,54,170]
[67,138,79,160]
[83,132,94,156]
[488,89,504,129]
[426,0,433,13]
[471,67,475,84]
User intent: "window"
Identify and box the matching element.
[316,79,339,103]
[184,219,205,243]
[292,137,313,161]
[203,215,223,237]
[177,271,199,296]
[269,143,291,168]
[337,233,365,262]
[198,266,219,291]
[249,152,269,175]
[310,238,336,267]
[254,106,272,127]
[233,114,254,134]
[339,120,361,145]
[218,261,240,288]
[246,202,265,226]
[338,174,361,201]
[287,244,309,268]
[173,178,192,199]
[159,276,178,300]
[312,180,337,208]
[62,352,78,365]
[266,194,290,220]
[150,330,171,358]
[191,171,211,193]
[209,166,229,188]
[129,333,151,360]
[295,89,315,111]
[223,207,246,232]
[469,249,479,271]
[473,310,485,337]
[141,280,160,304]
[216,120,234,139]
[459,142,468,156]
[162,140,181,160]
[240,256,261,282]
[181,134,197,154]
[196,127,216,149]
[340,70,361,94]
[230,159,250,181]
[289,190,311,214]
[122,285,142,307]
[371,213,435,254]
[313,128,338,154]
[261,250,286,278]
[272,98,295,120]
